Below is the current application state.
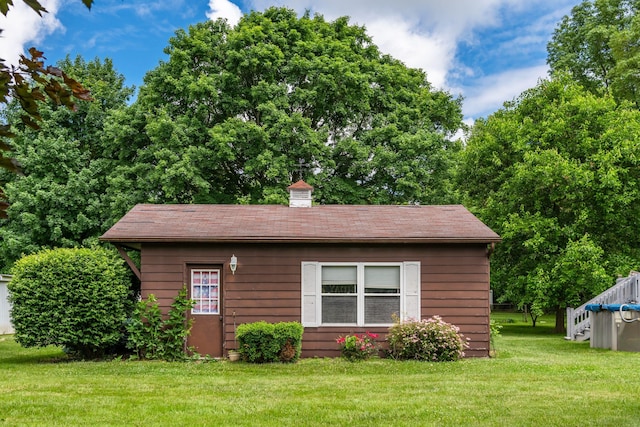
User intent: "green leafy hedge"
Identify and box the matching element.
[8,247,131,358]
[236,321,303,363]
[126,288,195,361]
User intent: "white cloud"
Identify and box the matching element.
[206,0,243,27]
[462,64,549,119]
[365,18,453,88]
[0,0,63,67]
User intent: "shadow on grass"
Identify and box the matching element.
[500,323,559,336]
[491,311,562,336]
[0,335,68,364]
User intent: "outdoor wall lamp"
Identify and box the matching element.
[230,254,238,275]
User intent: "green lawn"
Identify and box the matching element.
[1,315,639,427]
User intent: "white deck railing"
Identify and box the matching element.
[566,273,640,341]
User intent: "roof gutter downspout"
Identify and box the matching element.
[487,242,496,258]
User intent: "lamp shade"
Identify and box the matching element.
[230,254,238,274]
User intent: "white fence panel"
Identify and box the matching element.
[0,274,13,334]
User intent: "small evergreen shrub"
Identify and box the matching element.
[336,332,379,361]
[273,321,304,362]
[236,321,303,363]
[386,316,469,362]
[126,287,195,361]
[8,247,132,359]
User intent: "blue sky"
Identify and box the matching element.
[0,0,582,122]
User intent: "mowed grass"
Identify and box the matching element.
[1,314,639,427]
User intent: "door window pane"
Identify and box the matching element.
[191,269,219,315]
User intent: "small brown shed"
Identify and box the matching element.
[101,181,500,358]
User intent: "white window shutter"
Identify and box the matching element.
[301,262,319,326]
[403,262,421,321]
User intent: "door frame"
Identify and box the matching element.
[185,263,225,357]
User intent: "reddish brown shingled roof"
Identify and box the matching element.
[100,204,500,244]
[287,180,314,191]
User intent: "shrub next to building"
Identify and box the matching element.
[236,321,304,363]
[8,247,131,359]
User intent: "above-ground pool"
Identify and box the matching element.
[585,303,640,312]
[585,303,640,351]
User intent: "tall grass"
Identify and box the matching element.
[0,314,639,426]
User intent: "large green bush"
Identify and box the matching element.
[8,247,131,358]
[236,321,303,363]
[386,316,469,362]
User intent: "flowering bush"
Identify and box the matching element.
[336,332,379,361]
[386,316,469,362]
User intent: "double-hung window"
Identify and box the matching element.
[301,261,420,327]
[321,266,358,324]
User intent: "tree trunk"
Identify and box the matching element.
[554,307,565,334]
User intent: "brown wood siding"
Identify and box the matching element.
[139,242,491,358]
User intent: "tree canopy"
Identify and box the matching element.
[107,7,463,207]
[0,56,134,269]
[0,0,94,218]
[547,0,640,105]
[458,75,640,331]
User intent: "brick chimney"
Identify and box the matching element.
[287,180,314,208]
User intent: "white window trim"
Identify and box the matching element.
[301,261,421,327]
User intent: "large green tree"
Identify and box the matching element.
[0,0,93,217]
[107,7,463,207]
[458,75,640,332]
[0,56,134,269]
[547,0,640,105]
